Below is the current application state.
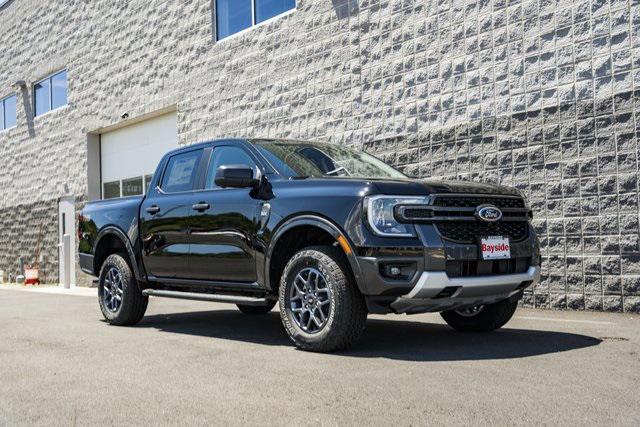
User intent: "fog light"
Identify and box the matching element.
[389,266,402,276]
[379,262,417,280]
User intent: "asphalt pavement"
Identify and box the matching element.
[0,286,638,426]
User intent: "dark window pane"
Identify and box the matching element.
[122,176,143,196]
[103,181,121,199]
[254,145,298,176]
[255,0,295,23]
[34,79,51,116]
[253,140,406,178]
[162,149,202,193]
[4,96,16,128]
[216,0,252,39]
[297,147,339,174]
[51,70,67,109]
[206,146,256,189]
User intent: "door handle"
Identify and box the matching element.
[192,202,210,212]
[146,205,160,215]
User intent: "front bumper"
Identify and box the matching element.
[389,266,540,314]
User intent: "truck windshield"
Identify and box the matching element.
[252,140,406,179]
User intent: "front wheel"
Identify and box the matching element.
[440,299,518,332]
[98,254,148,326]
[278,246,367,352]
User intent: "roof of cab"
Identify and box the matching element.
[163,138,250,156]
[163,137,329,156]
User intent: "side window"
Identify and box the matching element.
[161,149,203,193]
[205,146,256,189]
[1,95,17,130]
[34,70,68,116]
[215,0,296,40]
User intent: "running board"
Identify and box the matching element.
[142,289,271,306]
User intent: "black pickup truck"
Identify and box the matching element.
[79,138,540,352]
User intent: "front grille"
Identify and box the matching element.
[394,194,531,243]
[402,208,434,219]
[446,257,531,278]
[432,196,525,209]
[436,221,529,243]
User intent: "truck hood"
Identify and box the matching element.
[368,178,521,197]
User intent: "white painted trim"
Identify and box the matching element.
[90,105,177,134]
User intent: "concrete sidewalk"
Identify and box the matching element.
[0,284,96,297]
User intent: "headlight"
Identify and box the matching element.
[365,195,428,237]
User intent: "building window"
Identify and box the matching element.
[34,70,67,116]
[0,0,11,7]
[103,175,154,200]
[0,95,17,130]
[215,0,295,40]
[122,177,143,197]
[144,174,154,192]
[103,181,121,200]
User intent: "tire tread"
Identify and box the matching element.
[279,246,366,352]
[99,253,148,326]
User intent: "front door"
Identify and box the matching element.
[140,147,204,279]
[58,197,76,287]
[188,145,260,282]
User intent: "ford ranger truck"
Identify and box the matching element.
[78,139,541,352]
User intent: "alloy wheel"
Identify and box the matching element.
[288,267,332,333]
[102,267,124,313]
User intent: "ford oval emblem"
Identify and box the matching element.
[476,205,502,222]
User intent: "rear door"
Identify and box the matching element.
[140,147,204,278]
[188,145,261,282]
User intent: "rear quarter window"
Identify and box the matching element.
[161,149,203,193]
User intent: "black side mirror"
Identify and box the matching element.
[214,165,259,188]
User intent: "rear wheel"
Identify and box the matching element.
[440,299,518,332]
[278,246,367,352]
[237,301,276,315]
[98,254,148,326]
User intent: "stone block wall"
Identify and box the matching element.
[0,0,638,310]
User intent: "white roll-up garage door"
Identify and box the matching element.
[100,112,178,199]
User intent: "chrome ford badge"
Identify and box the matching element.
[476,205,502,222]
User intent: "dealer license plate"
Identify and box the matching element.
[480,236,511,260]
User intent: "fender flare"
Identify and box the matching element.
[265,215,362,291]
[93,226,143,282]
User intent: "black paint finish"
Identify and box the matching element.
[78,138,538,300]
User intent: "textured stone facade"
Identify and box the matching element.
[0,0,638,311]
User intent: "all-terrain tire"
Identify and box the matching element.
[440,299,518,332]
[237,301,276,315]
[278,246,367,352]
[98,253,148,326]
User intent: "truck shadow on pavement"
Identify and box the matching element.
[136,310,602,361]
